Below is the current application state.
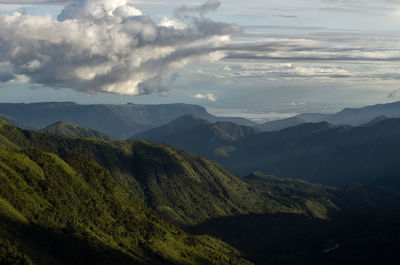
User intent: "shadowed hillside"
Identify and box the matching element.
[40,121,111,140]
[134,115,400,188]
[221,119,400,187]
[132,114,260,158]
[2,119,400,265]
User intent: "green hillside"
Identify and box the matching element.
[2,118,400,264]
[0,148,251,265]
[0,118,337,226]
[40,121,111,140]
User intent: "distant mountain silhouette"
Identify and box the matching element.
[256,101,400,132]
[0,102,256,139]
[256,116,305,131]
[298,101,400,125]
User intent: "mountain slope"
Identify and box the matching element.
[0,118,326,226]
[0,102,256,139]
[2,118,400,265]
[256,116,306,131]
[40,121,111,140]
[0,113,36,130]
[135,114,400,188]
[132,114,260,158]
[0,148,252,265]
[360,115,388,127]
[219,119,400,187]
[297,100,400,126]
[193,172,400,265]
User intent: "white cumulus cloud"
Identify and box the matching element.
[0,0,240,95]
[193,93,217,102]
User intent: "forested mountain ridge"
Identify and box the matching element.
[0,118,338,225]
[40,121,112,140]
[135,115,400,188]
[0,145,252,265]
[2,118,400,265]
[132,114,260,159]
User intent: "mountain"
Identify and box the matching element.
[0,113,36,130]
[256,116,305,131]
[1,118,329,226]
[297,100,400,126]
[0,149,251,265]
[360,115,388,127]
[136,115,400,188]
[2,118,400,264]
[219,119,400,187]
[132,114,260,158]
[0,102,256,139]
[227,100,400,133]
[296,112,333,123]
[40,121,112,140]
[194,172,400,265]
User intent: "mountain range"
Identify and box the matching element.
[3,100,400,140]
[257,100,400,132]
[298,101,400,125]
[3,100,400,264]
[2,118,400,264]
[133,113,400,188]
[0,102,256,139]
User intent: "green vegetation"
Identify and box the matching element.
[0,119,339,225]
[2,118,400,265]
[40,121,111,140]
[0,240,34,265]
[0,147,252,265]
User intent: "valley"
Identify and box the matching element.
[1,116,400,264]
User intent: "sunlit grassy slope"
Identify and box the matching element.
[0,147,252,265]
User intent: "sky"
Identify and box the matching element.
[1,0,400,121]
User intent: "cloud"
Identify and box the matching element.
[220,11,297,18]
[242,25,328,31]
[0,0,240,95]
[173,0,221,19]
[0,0,67,5]
[221,36,400,62]
[323,0,359,2]
[0,62,14,82]
[193,93,216,102]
